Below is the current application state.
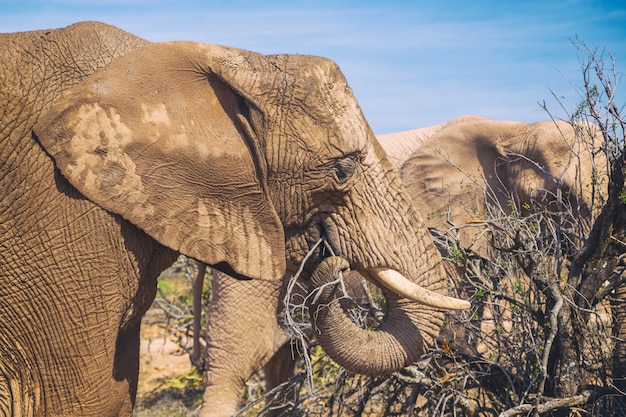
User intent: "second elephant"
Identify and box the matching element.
[401,116,606,258]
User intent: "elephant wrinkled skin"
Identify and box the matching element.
[201,115,606,416]
[0,22,467,417]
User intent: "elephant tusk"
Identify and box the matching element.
[363,268,471,310]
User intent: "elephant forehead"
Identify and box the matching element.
[314,89,367,148]
[323,119,370,155]
[302,104,370,156]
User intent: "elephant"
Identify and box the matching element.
[399,116,606,260]
[400,116,608,364]
[198,115,607,415]
[376,114,489,172]
[0,21,469,417]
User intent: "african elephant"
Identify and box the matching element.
[200,115,606,415]
[400,116,606,259]
[0,21,468,417]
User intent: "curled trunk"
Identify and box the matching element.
[307,256,448,376]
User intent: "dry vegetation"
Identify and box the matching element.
[134,257,205,417]
[136,42,625,416]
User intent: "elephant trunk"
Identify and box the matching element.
[308,256,451,376]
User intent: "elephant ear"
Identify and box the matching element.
[400,121,509,257]
[33,41,285,281]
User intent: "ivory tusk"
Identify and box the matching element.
[362,268,471,310]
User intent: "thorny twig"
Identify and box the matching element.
[282,237,325,390]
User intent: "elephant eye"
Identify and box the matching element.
[333,155,357,183]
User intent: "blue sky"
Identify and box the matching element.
[2,0,625,134]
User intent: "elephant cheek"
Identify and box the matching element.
[283,227,323,273]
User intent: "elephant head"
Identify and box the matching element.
[399,118,606,258]
[33,40,468,378]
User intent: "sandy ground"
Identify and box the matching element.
[133,307,202,417]
[138,324,192,394]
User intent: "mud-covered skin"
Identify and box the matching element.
[0,22,166,416]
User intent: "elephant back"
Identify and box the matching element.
[1,22,148,149]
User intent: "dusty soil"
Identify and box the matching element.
[133,265,202,417]
[138,317,191,391]
[133,304,203,416]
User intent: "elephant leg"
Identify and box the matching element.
[112,322,142,416]
[263,342,298,416]
[201,271,291,417]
